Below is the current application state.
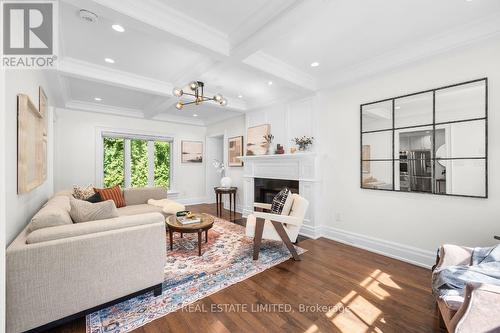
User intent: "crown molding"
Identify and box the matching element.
[87,0,230,56]
[228,0,301,48]
[65,100,145,118]
[58,57,173,97]
[322,13,500,89]
[243,50,317,91]
[64,100,207,126]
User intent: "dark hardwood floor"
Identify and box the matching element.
[51,204,443,333]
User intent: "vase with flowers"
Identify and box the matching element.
[263,134,274,154]
[293,136,314,151]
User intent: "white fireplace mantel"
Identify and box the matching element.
[238,153,319,238]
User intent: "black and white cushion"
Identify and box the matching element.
[271,187,291,214]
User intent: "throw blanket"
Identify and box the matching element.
[148,199,185,215]
[432,245,500,297]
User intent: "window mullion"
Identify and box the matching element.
[148,141,155,187]
[124,139,131,188]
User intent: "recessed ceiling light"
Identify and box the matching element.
[94,97,102,101]
[268,81,273,85]
[112,24,125,32]
[310,62,319,67]
[104,58,115,64]
[238,94,243,98]
[193,114,198,117]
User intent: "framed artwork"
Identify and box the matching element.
[246,124,270,156]
[39,87,48,180]
[18,94,46,193]
[228,136,243,167]
[362,145,371,173]
[181,140,203,163]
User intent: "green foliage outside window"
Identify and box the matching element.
[103,137,170,189]
[103,138,125,188]
[131,139,148,187]
[154,141,170,188]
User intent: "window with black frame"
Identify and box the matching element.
[360,78,487,198]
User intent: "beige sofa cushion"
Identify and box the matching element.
[124,187,167,206]
[26,213,164,244]
[69,197,119,223]
[28,196,73,232]
[118,204,169,218]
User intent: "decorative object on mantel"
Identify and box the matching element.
[228,136,243,167]
[181,141,203,163]
[246,124,270,156]
[264,133,274,155]
[275,144,285,154]
[213,159,231,188]
[17,90,48,194]
[172,81,227,110]
[293,136,314,151]
[290,147,297,154]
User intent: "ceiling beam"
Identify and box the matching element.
[242,51,317,91]
[75,0,230,57]
[58,57,173,96]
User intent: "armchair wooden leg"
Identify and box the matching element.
[253,219,265,260]
[270,221,301,261]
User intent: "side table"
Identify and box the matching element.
[214,187,237,221]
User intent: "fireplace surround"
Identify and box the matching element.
[238,153,318,238]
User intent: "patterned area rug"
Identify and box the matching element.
[86,216,305,333]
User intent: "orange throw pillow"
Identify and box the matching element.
[94,185,125,208]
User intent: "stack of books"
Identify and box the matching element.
[177,216,201,225]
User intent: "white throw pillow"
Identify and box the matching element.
[163,201,186,215]
[69,197,119,223]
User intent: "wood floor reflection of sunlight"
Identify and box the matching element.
[330,270,397,333]
[359,269,401,300]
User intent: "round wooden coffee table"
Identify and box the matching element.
[166,214,214,256]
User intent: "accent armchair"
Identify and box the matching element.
[245,194,309,261]
[433,244,500,332]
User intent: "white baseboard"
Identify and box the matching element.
[319,225,435,269]
[177,196,208,205]
[299,225,320,239]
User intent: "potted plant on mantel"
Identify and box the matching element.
[293,136,314,152]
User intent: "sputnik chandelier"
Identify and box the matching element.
[172,81,227,110]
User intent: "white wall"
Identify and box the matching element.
[4,70,55,245]
[246,96,317,154]
[206,115,246,211]
[54,109,207,204]
[317,38,500,267]
[1,67,7,333]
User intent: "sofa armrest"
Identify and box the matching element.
[6,218,166,333]
[26,213,165,244]
[435,244,473,271]
[451,283,500,333]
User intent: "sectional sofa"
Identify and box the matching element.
[6,187,170,333]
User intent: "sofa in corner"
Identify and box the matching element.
[6,187,171,333]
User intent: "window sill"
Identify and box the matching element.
[168,190,180,198]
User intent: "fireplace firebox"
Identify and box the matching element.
[254,178,299,204]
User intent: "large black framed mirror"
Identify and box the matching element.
[360,78,487,198]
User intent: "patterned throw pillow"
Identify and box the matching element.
[69,197,119,223]
[93,185,126,208]
[73,184,95,200]
[271,187,291,214]
[85,192,102,203]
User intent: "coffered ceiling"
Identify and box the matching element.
[55,0,500,125]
